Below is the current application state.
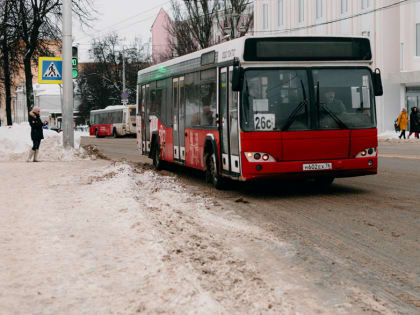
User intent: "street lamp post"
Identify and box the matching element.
[62,0,74,148]
[117,48,128,105]
[122,50,126,98]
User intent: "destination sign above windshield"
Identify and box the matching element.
[243,37,372,62]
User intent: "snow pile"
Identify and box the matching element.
[378,130,399,139]
[86,163,288,313]
[379,130,420,143]
[0,123,89,161]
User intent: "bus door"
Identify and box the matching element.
[172,77,186,162]
[219,67,241,175]
[144,84,150,154]
[179,77,185,162]
[137,86,144,153]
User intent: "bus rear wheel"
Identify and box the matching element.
[152,143,163,171]
[206,153,224,189]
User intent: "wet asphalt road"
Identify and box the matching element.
[81,136,420,314]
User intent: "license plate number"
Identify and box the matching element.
[303,163,332,171]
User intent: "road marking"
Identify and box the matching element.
[379,154,420,160]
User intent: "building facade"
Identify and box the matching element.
[253,0,419,133]
[151,4,254,64]
[151,8,172,64]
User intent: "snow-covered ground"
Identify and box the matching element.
[0,125,399,314]
[379,130,420,143]
[2,158,395,314]
[0,123,89,161]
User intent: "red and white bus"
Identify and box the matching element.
[90,105,136,138]
[136,36,383,188]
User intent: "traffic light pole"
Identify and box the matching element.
[62,0,74,148]
[122,47,126,96]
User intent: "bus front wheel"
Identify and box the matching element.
[206,153,224,189]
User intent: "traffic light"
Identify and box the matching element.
[72,46,78,79]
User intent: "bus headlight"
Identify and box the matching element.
[356,147,377,158]
[245,152,275,162]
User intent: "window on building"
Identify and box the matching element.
[361,0,370,10]
[278,0,284,26]
[263,3,269,30]
[341,0,348,14]
[417,23,420,56]
[316,0,323,19]
[298,0,304,23]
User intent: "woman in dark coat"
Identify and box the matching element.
[408,107,420,139]
[27,106,44,162]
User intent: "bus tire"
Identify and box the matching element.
[112,128,118,138]
[152,142,163,171]
[95,129,99,138]
[206,152,224,189]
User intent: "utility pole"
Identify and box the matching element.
[62,0,74,148]
[122,47,126,96]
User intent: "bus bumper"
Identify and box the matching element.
[241,157,377,181]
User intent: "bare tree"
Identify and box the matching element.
[166,0,219,59]
[0,0,21,125]
[16,0,94,113]
[165,1,198,60]
[219,0,254,41]
[183,0,219,49]
[76,35,150,122]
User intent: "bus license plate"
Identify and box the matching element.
[303,163,332,171]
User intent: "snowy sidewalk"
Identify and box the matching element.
[0,122,399,314]
[0,160,327,314]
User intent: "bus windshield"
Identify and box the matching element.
[241,68,376,131]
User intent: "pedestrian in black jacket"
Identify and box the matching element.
[408,107,420,139]
[27,107,44,162]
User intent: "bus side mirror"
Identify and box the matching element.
[373,68,383,96]
[232,67,244,92]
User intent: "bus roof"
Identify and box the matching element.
[138,35,372,84]
[90,105,135,114]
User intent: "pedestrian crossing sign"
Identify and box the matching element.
[38,57,63,84]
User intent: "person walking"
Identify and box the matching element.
[396,108,409,139]
[408,107,420,139]
[27,107,44,162]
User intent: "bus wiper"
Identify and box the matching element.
[282,80,307,131]
[282,100,306,131]
[319,103,348,129]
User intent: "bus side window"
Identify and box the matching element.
[149,81,157,115]
[166,78,173,126]
[156,79,166,123]
[185,72,199,128]
[200,81,216,126]
[199,68,217,127]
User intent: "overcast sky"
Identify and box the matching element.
[74,0,172,62]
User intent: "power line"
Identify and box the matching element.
[76,1,171,42]
[77,0,253,44]
[253,0,412,34]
